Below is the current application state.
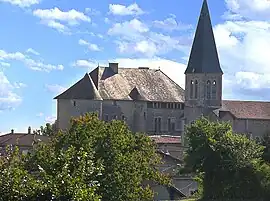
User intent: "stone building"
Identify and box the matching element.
[55,0,270,140]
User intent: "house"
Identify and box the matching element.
[0,128,49,155]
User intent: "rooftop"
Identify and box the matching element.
[55,65,185,103]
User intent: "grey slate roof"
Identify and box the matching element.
[55,67,185,102]
[185,0,223,74]
[54,73,102,100]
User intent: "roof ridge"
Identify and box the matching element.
[223,99,270,103]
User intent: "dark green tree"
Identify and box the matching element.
[182,117,266,200]
[260,132,270,163]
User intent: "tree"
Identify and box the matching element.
[0,139,101,201]
[0,113,169,201]
[260,132,270,163]
[182,117,266,199]
[53,113,170,201]
[34,122,57,136]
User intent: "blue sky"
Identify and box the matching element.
[1,0,270,133]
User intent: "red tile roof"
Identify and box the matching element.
[222,100,270,120]
[150,135,182,144]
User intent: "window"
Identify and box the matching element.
[194,80,198,99]
[121,115,125,121]
[153,102,161,109]
[212,80,217,99]
[73,100,76,107]
[147,102,153,108]
[154,117,162,133]
[144,112,146,120]
[206,80,211,99]
[168,118,176,132]
[190,80,194,99]
[168,118,171,131]
[104,114,109,121]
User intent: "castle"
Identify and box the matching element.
[55,0,270,141]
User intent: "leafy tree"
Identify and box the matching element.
[0,113,169,201]
[53,113,170,201]
[34,122,57,136]
[182,117,266,200]
[260,132,270,163]
[0,146,40,201]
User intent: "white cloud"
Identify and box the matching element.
[78,39,101,51]
[0,72,22,111]
[45,84,67,94]
[36,112,44,117]
[33,7,91,32]
[0,49,63,72]
[85,8,100,15]
[108,19,149,37]
[108,18,190,57]
[45,116,56,123]
[13,82,27,88]
[153,17,192,31]
[0,62,10,68]
[109,3,144,16]
[26,48,40,56]
[209,0,270,99]
[0,0,40,8]
[72,59,100,69]
[225,0,270,20]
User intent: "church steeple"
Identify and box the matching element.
[185,0,223,74]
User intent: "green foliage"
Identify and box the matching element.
[260,132,270,163]
[0,113,168,201]
[34,122,57,136]
[54,113,169,201]
[183,117,268,200]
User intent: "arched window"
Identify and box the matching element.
[212,80,217,99]
[190,80,194,99]
[206,80,211,99]
[194,80,198,99]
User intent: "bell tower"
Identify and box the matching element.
[184,0,223,123]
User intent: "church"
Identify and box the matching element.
[54,0,270,141]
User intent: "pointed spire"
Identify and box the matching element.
[185,0,223,74]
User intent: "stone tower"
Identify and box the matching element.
[184,0,223,124]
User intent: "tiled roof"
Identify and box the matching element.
[150,135,182,144]
[185,0,223,74]
[0,133,49,147]
[55,66,185,102]
[55,73,102,100]
[221,100,270,120]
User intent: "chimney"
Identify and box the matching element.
[28,126,31,134]
[11,129,14,134]
[109,63,118,74]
